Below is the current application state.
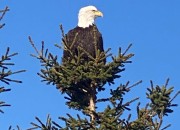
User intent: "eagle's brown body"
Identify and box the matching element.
[62,24,105,63]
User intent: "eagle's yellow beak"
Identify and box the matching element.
[94,10,103,17]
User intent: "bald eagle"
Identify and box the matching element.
[62,5,105,63]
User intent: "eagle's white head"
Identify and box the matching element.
[78,5,103,28]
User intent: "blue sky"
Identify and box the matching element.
[0,0,180,129]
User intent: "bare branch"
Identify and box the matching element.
[0,6,9,29]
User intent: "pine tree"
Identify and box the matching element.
[0,6,25,115]
[1,6,179,129]
[27,25,180,130]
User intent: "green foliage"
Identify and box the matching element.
[28,82,140,130]
[28,115,61,130]
[0,87,11,113]
[0,7,25,114]
[28,25,179,130]
[0,47,25,84]
[1,4,179,130]
[0,48,25,114]
[128,79,179,130]
[0,3,180,130]
[29,80,179,130]
[147,79,179,117]
[29,31,134,110]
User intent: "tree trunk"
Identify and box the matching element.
[89,84,96,121]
